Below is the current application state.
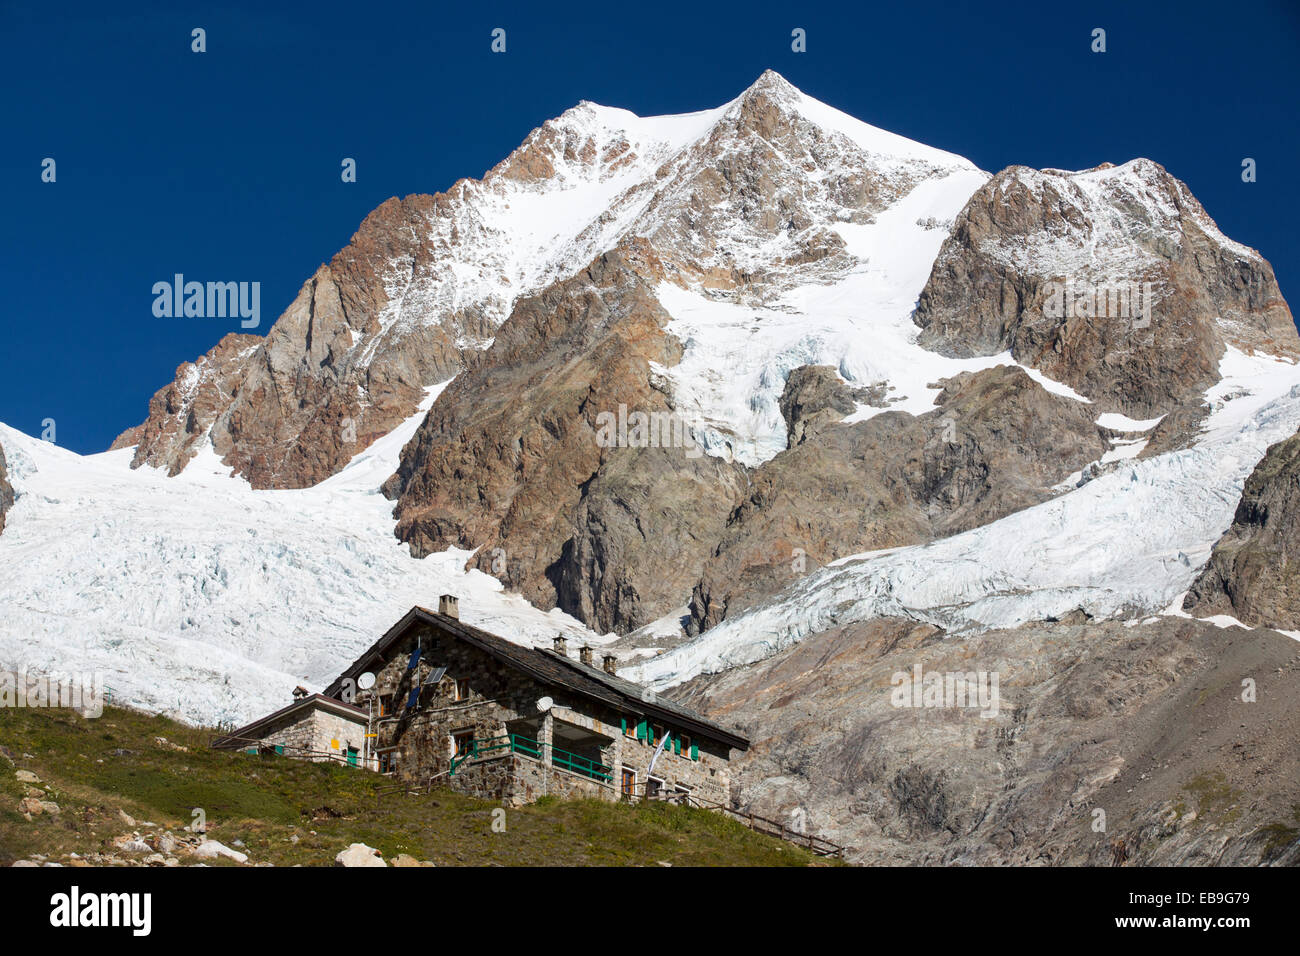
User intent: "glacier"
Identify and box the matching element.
[0,387,607,727]
[625,348,1300,689]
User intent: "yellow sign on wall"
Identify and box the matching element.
[330,739,339,750]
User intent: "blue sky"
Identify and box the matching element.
[3,0,1298,454]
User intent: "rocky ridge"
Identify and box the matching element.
[1184,425,1300,630]
[0,441,13,535]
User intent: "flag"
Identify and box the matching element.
[647,728,672,777]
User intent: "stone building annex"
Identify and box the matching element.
[214,596,749,807]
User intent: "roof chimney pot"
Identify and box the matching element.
[553,635,568,657]
[602,654,618,676]
[438,594,459,619]
[579,646,593,666]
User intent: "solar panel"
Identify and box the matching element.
[423,666,447,686]
[406,646,421,670]
[407,687,420,710]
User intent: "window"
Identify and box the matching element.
[454,679,469,702]
[678,734,691,757]
[646,776,663,799]
[651,725,664,747]
[378,694,393,717]
[452,731,475,758]
[621,767,637,799]
[623,717,636,739]
[378,750,399,775]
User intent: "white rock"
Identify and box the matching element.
[192,840,249,864]
[334,843,386,867]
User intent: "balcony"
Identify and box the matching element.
[449,733,612,783]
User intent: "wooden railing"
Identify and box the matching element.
[686,792,844,858]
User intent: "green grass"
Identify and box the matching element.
[0,704,833,867]
[1182,771,1243,826]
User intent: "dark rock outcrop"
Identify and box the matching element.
[0,442,13,534]
[687,365,1107,633]
[1183,426,1300,629]
[386,247,746,634]
[778,365,890,446]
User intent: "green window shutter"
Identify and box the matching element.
[636,719,647,741]
[673,735,680,755]
[621,717,627,735]
[690,742,699,761]
[274,744,284,755]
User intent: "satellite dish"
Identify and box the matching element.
[357,672,376,690]
[536,696,554,712]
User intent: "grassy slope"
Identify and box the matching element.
[0,704,829,867]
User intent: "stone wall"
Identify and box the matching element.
[450,753,618,806]
[600,707,732,806]
[360,622,547,783]
[235,703,369,766]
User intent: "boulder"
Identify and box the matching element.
[334,843,386,868]
[192,840,249,864]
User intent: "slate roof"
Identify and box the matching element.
[322,606,749,751]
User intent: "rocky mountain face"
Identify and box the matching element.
[676,614,1300,865]
[115,83,724,486]
[0,442,13,535]
[120,69,961,490]
[914,160,1298,418]
[686,365,1108,633]
[381,86,1295,637]
[382,73,983,632]
[1184,426,1300,630]
[381,248,747,634]
[113,197,485,486]
[112,72,1297,647]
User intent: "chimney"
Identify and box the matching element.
[579,646,593,667]
[553,635,567,657]
[602,654,618,676]
[438,594,459,619]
